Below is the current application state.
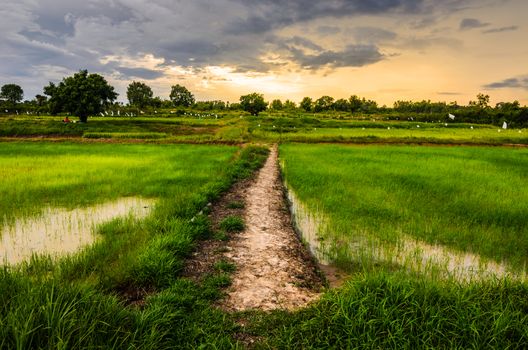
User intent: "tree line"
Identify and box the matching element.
[1,70,527,126]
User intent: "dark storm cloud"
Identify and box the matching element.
[482,25,519,34]
[459,18,490,30]
[225,0,425,34]
[33,0,136,37]
[483,76,528,90]
[0,0,500,99]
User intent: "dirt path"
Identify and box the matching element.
[220,146,323,311]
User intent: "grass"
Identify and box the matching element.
[280,143,528,272]
[0,142,269,348]
[2,121,528,348]
[219,215,245,233]
[254,272,528,349]
[239,143,528,349]
[0,142,235,225]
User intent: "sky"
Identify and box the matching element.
[1,0,527,106]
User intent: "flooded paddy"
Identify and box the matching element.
[286,185,526,283]
[0,197,155,265]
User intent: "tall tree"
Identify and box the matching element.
[239,93,267,116]
[0,84,24,105]
[170,84,195,107]
[271,99,283,110]
[127,81,153,108]
[300,97,313,112]
[314,96,334,112]
[43,70,117,122]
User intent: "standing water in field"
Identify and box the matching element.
[0,197,155,265]
[286,188,330,264]
[286,188,525,282]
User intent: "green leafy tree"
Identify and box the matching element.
[271,99,283,110]
[469,93,490,109]
[239,93,267,116]
[300,97,313,112]
[349,95,362,112]
[34,94,47,116]
[43,70,117,122]
[333,98,350,112]
[314,96,334,112]
[127,81,153,108]
[170,84,195,107]
[283,99,297,110]
[1,84,24,105]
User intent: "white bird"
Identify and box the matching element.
[417,125,420,128]
[502,122,508,129]
[445,123,448,126]
[449,114,455,120]
[387,127,391,130]
[470,126,474,129]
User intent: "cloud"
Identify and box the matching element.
[0,0,520,101]
[483,76,528,90]
[437,91,462,96]
[115,67,164,80]
[459,18,490,30]
[288,44,385,69]
[317,26,341,36]
[225,0,428,35]
[482,25,519,34]
[349,27,398,44]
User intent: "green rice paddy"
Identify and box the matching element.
[1,113,527,348]
[280,144,528,272]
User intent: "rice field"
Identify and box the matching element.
[280,144,528,275]
[2,138,528,348]
[263,143,528,348]
[0,142,270,348]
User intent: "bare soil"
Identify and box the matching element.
[220,146,323,311]
[184,145,324,311]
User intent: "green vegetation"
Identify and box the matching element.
[256,273,528,349]
[1,115,527,348]
[43,70,117,123]
[1,113,526,145]
[264,143,528,348]
[0,142,269,348]
[280,144,528,270]
[219,215,245,233]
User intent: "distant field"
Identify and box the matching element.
[280,144,528,272]
[1,114,526,144]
